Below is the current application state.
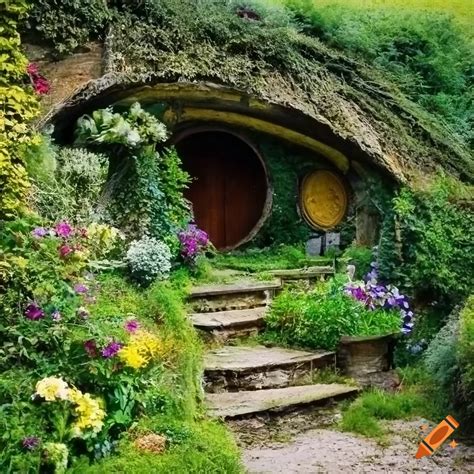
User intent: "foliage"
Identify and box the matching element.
[342,245,373,280]
[456,296,474,431]
[264,276,402,350]
[75,103,168,149]
[423,310,459,401]
[24,137,109,224]
[0,212,237,471]
[284,0,473,145]
[125,236,172,285]
[75,103,191,245]
[78,420,242,474]
[393,177,474,306]
[26,0,110,56]
[0,0,40,218]
[340,386,433,440]
[214,244,330,272]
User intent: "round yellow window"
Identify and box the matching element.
[300,170,348,229]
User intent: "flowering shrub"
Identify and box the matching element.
[265,276,402,350]
[178,224,210,264]
[125,236,172,285]
[27,63,50,95]
[344,262,414,334]
[34,377,106,434]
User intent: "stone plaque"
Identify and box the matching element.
[300,170,348,229]
[305,236,322,256]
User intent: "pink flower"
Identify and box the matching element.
[27,63,39,75]
[74,283,88,294]
[55,221,73,238]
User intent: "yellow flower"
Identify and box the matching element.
[132,330,161,358]
[35,377,69,402]
[69,389,105,437]
[119,330,164,370]
[119,344,150,369]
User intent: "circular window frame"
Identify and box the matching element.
[299,169,349,231]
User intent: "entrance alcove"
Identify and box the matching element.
[174,129,271,251]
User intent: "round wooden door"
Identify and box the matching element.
[176,131,267,250]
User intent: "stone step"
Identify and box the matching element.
[206,383,359,418]
[204,345,335,393]
[190,307,266,342]
[268,265,335,281]
[188,280,282,313]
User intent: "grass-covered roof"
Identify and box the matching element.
[29,0,473,183]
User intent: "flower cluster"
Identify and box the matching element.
[32,220,88,261]
[35,377,70,402]
[68,389,106,436]
[27,63,50,95]
[119,330,162,369]
[344,262,414,334]
[125,236,172,284]
[178,224,209,263]
[33,377,105,438]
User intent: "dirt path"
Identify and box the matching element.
[230,413,474,473]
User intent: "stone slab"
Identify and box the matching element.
[269,266,335,279]
[206,384,359,418]
[189,280,282,298]
[204,346,334,372]
[191,307,266,329]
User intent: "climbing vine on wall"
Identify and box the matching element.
[0,0,40,219]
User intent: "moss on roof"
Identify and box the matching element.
[35,0,473,183]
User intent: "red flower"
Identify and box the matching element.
[27,63,50,96]
[58,244,73,258]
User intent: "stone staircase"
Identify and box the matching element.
[188,273,358,419]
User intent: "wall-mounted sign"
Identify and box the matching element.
[300,170,348,229]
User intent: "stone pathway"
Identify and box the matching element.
[235,419,474,473]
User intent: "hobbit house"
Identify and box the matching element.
[30,2,472,252]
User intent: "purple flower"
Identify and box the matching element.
[178,224,209,263]
[22,436,40,451]
[32,227,48,238]
[102,341,122,358]
[76,307,90,320]
[55,221,73,238]
[84,339,98,357]
[51,310,62,321]
[25,302,44,321]
[74,283,88,294]
[124,319,140,333]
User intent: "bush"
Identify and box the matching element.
[126,236,172,285]
[393,178,474,306]
[27,0,111,56]
[457,296,474,431]
[424,310,459,397]
[264,276,402,350]
[24,136,109,224]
